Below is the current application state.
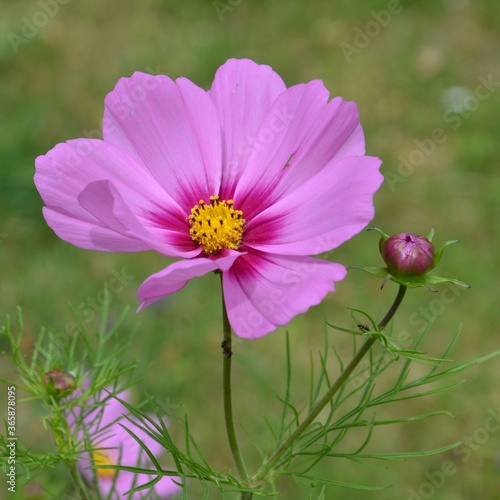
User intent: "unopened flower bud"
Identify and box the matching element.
[380,233,435,279]
[43,369,77,396]
[351,227,469,289]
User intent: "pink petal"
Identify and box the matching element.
[43,208,149,252]
[76,457,94,486]
[245,156,383,256]
[103,72,222,211]
[94,389,131,432]
[233,81,364,218]
[78,180,200,258]
[74,390,130,485]
[112,434,181,497]
[102,416,182,498]
[111,413,168,462]
[138,250,244,309]
[153,475,183,498]
[223,252,347,338]
[67,385,130,436]
[209,58,286,199]
[73,390,181,498]
[35,139,195,255]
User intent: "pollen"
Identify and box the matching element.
[91,449,117,479]
[189,195,245,253]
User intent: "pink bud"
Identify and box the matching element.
[43,369,77,396]
[380,233,435,279]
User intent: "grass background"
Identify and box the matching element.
[1,0,499,498]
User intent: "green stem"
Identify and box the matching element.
[50,411,94,498]
[377,284,407,331]
[68,460,94,499]
[246,284,408,487]
[220,275,248,482]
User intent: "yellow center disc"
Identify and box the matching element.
[91,449,117,479]
[189,196,245,253]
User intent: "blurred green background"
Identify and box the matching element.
[1,0,499,498]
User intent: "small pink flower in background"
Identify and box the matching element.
[68,387,181,499]
[35,58,383,338]
[43,369,77,396]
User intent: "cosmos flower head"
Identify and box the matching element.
[68,386,180,499]
[35,58,383,338]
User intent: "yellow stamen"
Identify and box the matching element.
[189,195,245,253]
[92,449,116,479]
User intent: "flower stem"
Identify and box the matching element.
[50,411,93,498]
[220,275,248,482]
[377,283,407,330]
[246,284,408,487]
[68,461,94,499]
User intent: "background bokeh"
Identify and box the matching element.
[1,0,499,498]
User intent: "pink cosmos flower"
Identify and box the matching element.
[68,387,181,498]
[35,58,383,338]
